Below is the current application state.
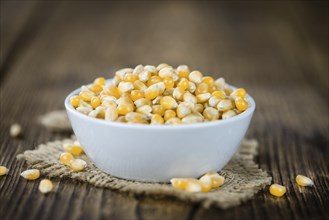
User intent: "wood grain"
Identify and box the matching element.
[0,1,328,220]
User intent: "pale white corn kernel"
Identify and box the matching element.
[0,166,9,176]
[217,99,233,111]
[118,82,134,93]
[189,71,203,84]
[105,107,118,121]
[139,70,151,82]
[208,96,221,107]
[173,87,184,100]
[116,116,127,123]
[296,175,314,187]
[185,179,202,193]
[10,123,22,138]
[203,107,220,120]
[177,65,190,74]
[136,105,152,114]
[183,92,197,104]
[88,110,98,118]
[20,169,40,180]
[133,64,144,75]
[215,77,226,90]
[158,67,174,78]
[199,175,212,192]
[196,93,211,103]
[80,85,91,92]
[101,100,117,108]
[152,96,163,105]
[109,77,119,86]
[195,104,204,113]
[76,106,93,114]
[117,96,134,106]
[182,114,203,124]
[70,159,87,171]
[177,103,192,118]
[172,73,179,82]
[144,65,157,74]
[157,63,171,71]
[125,112,149,122]
[115,68,133,80]
[39,179,53,194]
[188,81,196,93]
[222,110,236,119]
[134,98,151,108]
[201,172,225,188]
[165,117,182,125]
[100,95,117,102]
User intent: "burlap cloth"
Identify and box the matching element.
[17,110,271,209]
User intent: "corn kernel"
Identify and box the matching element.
[177,78,189,91]
[20,169,40,180]
[201,172,225,188]
[195,104,204,113]
[130,90,145,101]
[152,105,165,116]
[199,175,212,192]
[125,112,148,123]
[163,77,175,89]
[105,107,119,121]
[195,83,209,95]
[183,92,197,104]
[70,159,87,171]
[79,91,94,102]
[177,65,190,78]
[139,70,151,82]
[173,87,185,101]
[151,114,164,124]
[145,82,165,100]
[203,107,220,121]
[152,96,163,105]
[136,105,152,114]
[134,80,147,91]
[115,68,133,81]
[208,96,221,107]
[147,76,163,87]
[269,184,286,197]
[70,96,80,107]
[0,166,9,176]
[196,93,211,103]
[215,77,226,90]
[185,179,202,192]
[296,175,314,187]
[177,103,192,118]
[212,91,226,99]
[217,99,233,111]
[188,81,196,93]
[89,84,103,93]
[94,77,106,86]
[189,71,203,84]
[171,178,188,190]
[165,117,182,125]
[159,67,174,78]
[59,152,74,166]
[117,104,134,115]
[202,76,215,87]
[63,143,84,156]
[164,110,176,121]
[231,88,247,98]
[157,63,171,71]
[39,179,53,194]
[235,97,249,111]
[182,114,203,124]
[160,96,178,110]
[144,65,157,74]
[103,85,121,98]
[118,82,134,93]
[133,64,144,75]
[124,73,139,83]
[90,96,101,109]
[134,98,151,108]
[10,123,22,138]
[116,116,127,123]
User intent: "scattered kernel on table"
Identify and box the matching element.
[69,159,87,171]
[296,175,314,187]
[59,152,74,166]
[269,184,286,197]
[10,123,22,138]
[20,169,40,180]
[71,64,250,124]
[39,179,54,194]
[200,172,225,188]
[0,166,9,176]
[63,141,84,156]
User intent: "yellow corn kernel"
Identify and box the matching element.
[177,78,189,91]
[117,96,133,106]
[63,143,84,156]
[89,84,103,93]
[134,98,151,108]
[0,166,9,176]
[212,91,226,99]
[90,96,101,108]
[20,169,40,180]
[134,80,147,91]
[188,81,196,93]
[152,105,165,116]
[232,88,247,98]
[195,104,204,113]
[269,184,286,197]
[158,67,174,78]
[116,116,127,123]
[145,82,165,100]
[199,175,212,192]
[133,64,144,75]
[152,96,162,105]
[117,104,134,115]
[170,178,188,190]
[189,71,203,84]
[222,110,236,119]
[39,179,53,194]
[203,107,220,121]
[185,179,202,193]
[163,77,175,89]
[130,90,145,101]
[147,76,163,87]
[196,93,211,103]
[160,96,178,110]
[182,114,204,124]
[201,76,215,88]
[59,152,74,166]
[103,85,121,98]
[94,77,106,86]
[165,117,182,125]
[217,99,233,111]
[201,172,225,188]
[235,97,249,111]
[104,106,118,121]
[176,103,192,118]
[124,73,138,83]
[136,105,152,114]
[183,92,197,104]
[224,87,233,95]
[177,65,190,78]
[79,91,94,102]
[151,114,164,124]
[195,82,209,95]
[173,87,185,101]
[115,68,133,81]
[296,175,314,187]
[70,159,87,171]
[125,112,148,123]
[209,85,218,93]
[70,96,80,107]
[164,110,176,121]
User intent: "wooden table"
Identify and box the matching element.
[1,1,328,220]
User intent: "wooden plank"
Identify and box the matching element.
[0,1,328,220]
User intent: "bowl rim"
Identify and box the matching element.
[64,82,256,130]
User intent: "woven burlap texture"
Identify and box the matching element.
[17,137,271,209]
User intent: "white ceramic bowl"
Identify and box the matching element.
[65,85,255,182]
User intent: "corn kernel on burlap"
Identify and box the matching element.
[18,110,272,209]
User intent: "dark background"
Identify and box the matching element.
[0,1,328,220]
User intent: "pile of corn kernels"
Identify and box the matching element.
[70,64,250,124]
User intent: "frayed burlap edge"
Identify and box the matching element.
[17,137,271,209]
